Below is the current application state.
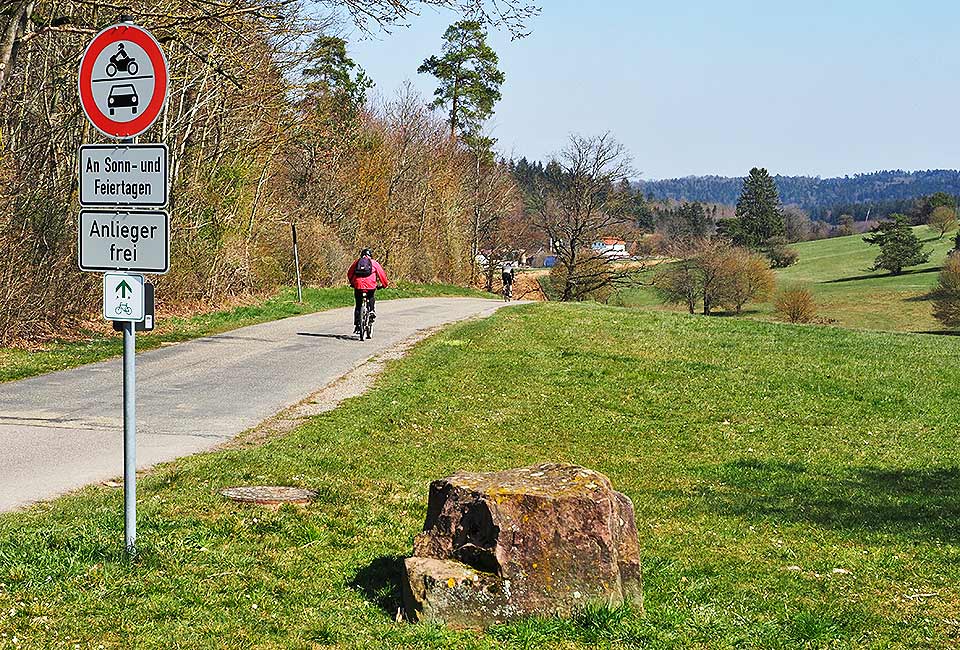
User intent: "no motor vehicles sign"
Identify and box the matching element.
[78,23,168,138]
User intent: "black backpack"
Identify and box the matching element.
[354,256,374,278]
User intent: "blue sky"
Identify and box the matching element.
[348,1,960,180]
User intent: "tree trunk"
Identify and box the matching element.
[449,81,459,138]
[471,151,480,284]
[0,1,33,97]
[561,249,577,301]
[562,273,575,302]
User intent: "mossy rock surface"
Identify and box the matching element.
[403,463,643,628]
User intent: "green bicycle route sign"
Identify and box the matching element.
[103,272,144,321]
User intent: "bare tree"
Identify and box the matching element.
[531,133,639,301]
[327,0,540,38]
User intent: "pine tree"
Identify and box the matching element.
[417,20,505,139]
[862,214,930,275]
[728,168,785,249]
[298,36,372,153]
[663,202,711,241]
[303,37,370,101]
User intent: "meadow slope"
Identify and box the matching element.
[613,226,954,332]
[775,227,954,331]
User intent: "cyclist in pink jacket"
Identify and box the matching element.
[347,248,389,334]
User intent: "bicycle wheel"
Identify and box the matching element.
[364,294,374,339]
[358,296,368,341]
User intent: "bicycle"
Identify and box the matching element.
[358,291,374,341]
[502,281,513,302]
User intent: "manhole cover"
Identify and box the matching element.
[221,486,318,505]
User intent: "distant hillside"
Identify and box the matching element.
[637,170,960,216]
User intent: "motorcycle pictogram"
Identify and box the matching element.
[105,43,139,77]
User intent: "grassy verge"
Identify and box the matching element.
[611,227,955,332]
[2,304,959,648]
[0,282,490,383]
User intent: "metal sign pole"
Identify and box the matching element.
[123,320,136,554]
[292,222,303,303]
[120,129,137,556]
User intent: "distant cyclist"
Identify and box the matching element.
[501,261,516,300]
[347,248,389,334]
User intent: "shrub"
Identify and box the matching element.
[634,232,665,257]
[932,253,960,328]
[764,237,799,268]
[717,247,777,313]
[547,254,614,303]
[774,286,817,323]
[652,258,700,314]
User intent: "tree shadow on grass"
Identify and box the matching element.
[348,554,405,616]
[700,458,960,541]
[710,309,763,317]
[823,266,942,284]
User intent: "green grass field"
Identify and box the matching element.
[612,227,955,332]
[2,303,959,648]
[774,228,954,331]
[0,283,489,383]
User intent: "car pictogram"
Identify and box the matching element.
[108,84,139,115]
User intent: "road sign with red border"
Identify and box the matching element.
[78,23,168,138]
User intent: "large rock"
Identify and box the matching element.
[402,463,643,628]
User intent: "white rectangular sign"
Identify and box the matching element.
[79,144,168,207]
[79,209,170,274]
[103,273,144,322]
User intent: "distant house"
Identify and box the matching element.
[524,246,550,268]
[592,237,629,259]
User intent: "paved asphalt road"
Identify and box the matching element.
[0,297,508,511]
